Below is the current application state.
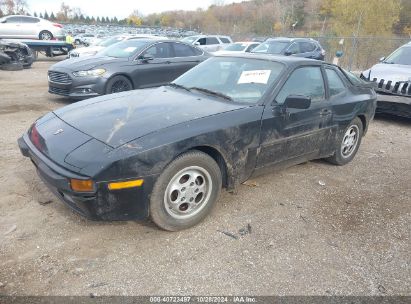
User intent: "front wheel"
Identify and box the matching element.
[327,117,363,165]
[39,30,53,40]
[105,75,132,94]
[150,151,222,231]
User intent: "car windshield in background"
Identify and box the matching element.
[384,46,411,65]
[223,43,247,51]
[97,36,124,47]
[173,57,284,104]
[98,40,149,58]
[252,41,289,54]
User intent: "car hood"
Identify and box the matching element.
[72,46,105,55]
[51,55,127,71]
[366,63,411,82]
[213,50,244,55]
[53,87,249,148]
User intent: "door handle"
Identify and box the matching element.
[320,109,331,116]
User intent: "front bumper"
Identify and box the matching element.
[48,69,107,99]
[376,93,411,119]
[18,134,154,221]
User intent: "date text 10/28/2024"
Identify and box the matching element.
[149,296,257,303]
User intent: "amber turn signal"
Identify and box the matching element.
[70,179,95,192]
[108,179,144,190]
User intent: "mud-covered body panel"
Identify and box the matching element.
[19,55,377,221]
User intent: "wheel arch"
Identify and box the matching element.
[357,114,367,134]
[187,145,231,189]
[106,73,135,91]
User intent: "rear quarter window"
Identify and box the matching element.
[206,37,220,45]
[341,68,368,86]
[219,37,231,44]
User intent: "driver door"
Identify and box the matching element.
[256,66,334,169]
[132,42,175,88]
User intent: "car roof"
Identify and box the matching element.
[233,41,259,45]
[214,52,325,67]
[265,37,318,43]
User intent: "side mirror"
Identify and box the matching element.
[139,54,154,62]
[379,56,386,62]
[284,50,292,56]
[283,95,311,109]
[194,42,200,46]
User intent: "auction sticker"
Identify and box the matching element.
[238,70,271,84]
[124,47,137,53]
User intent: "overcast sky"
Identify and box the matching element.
[27,0,247,19]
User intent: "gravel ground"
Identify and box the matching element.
[0,58,410,296]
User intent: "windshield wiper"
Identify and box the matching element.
[189,87,233,101]
[167,83,191,92]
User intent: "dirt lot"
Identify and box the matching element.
[0,58,410,296]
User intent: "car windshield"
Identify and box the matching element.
[182,36,199,44]
[173,57,284,104]
[223,43,247,51]
[384,46,411,65]
[97,36,125,47]
[98,40,149,58]
[252,41,289,54]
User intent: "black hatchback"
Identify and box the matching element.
[252,37,325,60]
[48,39,209,99]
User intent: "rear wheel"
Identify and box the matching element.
[39,30,53,40]
[105,75,133,94]
[327,117,363,165]
[150,151,222,231]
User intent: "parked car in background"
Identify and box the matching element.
[68,34,168,58]
[360,42,411,118]
[0,15,64,40]
[0,39,34,70]
[73,33,95,45]
[182,35,233,52]
[48,39,208,99]
[20,54,376,230]
[252,37,325,60]
[213,41,260,55]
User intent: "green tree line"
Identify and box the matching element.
[1,0,410,37]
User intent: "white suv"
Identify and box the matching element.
[0,15,64,40]
[182,35,233,52]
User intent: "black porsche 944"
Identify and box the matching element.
[19,54,377,231]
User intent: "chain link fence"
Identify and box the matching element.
[314,36,410,72]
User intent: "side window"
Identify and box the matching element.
[287,42,300,54]
[299,42,316,53]
[246,44,259,52]
[29,17,40,23]
[143,43,172,59]
[219,37,231,44]
[206,37,220,45]
[197,38,206,45]
[192,47,204,56]
[276,67,325,104]
[173,43,196,57]
[325,68,346,97]
[20,17,39,23]
[6,17,21,23]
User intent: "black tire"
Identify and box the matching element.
[39,30,53,40]
[327,117,363,166]
[105,75,133,94]
[150,151,222,231]
[0,62,24,71]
